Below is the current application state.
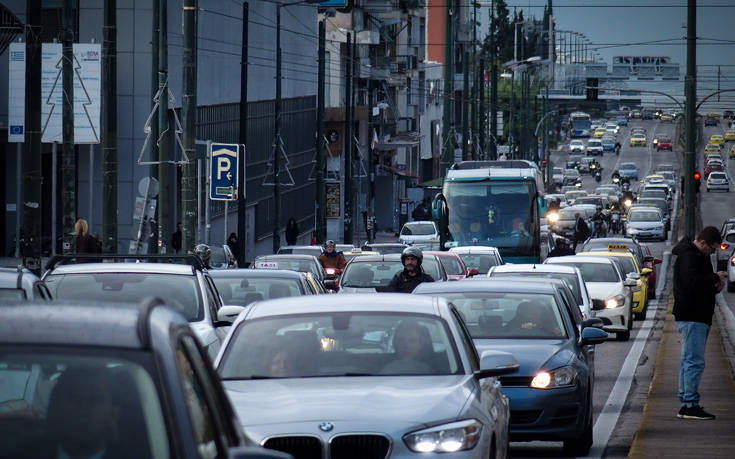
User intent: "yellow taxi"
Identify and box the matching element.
[725,130,735,141]
[578,246,652,320]
[709,134,725,145]
[707,112,721,122]
[593,128,607,138]
[659,113,673,122]
[629,133,646,147]
[704,143,722,154]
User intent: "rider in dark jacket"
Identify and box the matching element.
[378,247,434,293]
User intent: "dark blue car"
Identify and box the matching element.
[414,279,607,456]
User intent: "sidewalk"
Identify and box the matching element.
[628,297,735,458]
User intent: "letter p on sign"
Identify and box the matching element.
[217,157,231,180]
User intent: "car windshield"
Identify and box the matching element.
[0,350,169,458]
[548,261,619,283]
[438,292,567,339]
[401,223,436,236]
[611,256,637,276]
[218,312,462,378]
[44,273,203,321]
[488,271,582,306]
[437,256,464,276]
[363,245,406,254]
[341,259,442,287]
[455,254,499,274]
[212,277,302,306]
[620,163,636,170]
[630,210,661,222]
[254,258,321,279]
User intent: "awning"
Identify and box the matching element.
[380,164,419,179]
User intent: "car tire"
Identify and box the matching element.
[728,281,735,293]
[563,395,593,456]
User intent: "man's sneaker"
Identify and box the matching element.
[678,405,715,420]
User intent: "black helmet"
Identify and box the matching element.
[193,244,211,266]
[401,246,423,267]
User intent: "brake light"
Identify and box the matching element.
[325,268,336,275]
[731,256,735,266]
[721,243,729,251]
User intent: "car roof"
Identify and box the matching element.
[0,302,187,348]
[209,268,303,279]
[243,294,444,319]
[545,255,616,265]
[414,278,558,295]
[45,262,196,276]
[491,264,581,275]
[254,254,320,261]
[581,250,637,261]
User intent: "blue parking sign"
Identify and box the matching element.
[210,143,240,201]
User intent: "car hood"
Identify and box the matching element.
[474,339,572,376]
[584,282,623,300]
[224,375,472,428]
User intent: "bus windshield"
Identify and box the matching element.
[443,180,538,260]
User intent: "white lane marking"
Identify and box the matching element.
[588,299,660,459]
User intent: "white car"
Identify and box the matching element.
[587,139,604,156]
[707,171,730,192]
[488,264,593,320]
[569,139,586,153]
[399,221,439,246]
[448,246,503,274]
[544,256,637,341]
[625,207,667,241]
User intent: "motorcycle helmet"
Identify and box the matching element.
[401,246,423,267]
[193,244,212,266]
[324,240,336,250]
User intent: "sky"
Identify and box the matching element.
[503,1,735,105]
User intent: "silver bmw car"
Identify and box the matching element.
[215,294,518,459]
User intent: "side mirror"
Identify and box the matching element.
[217,305,246,324]
[582,317,604,329]
[623,278,638,287]
[654,257,662,264]
[643,255,654,263]
[467,268,479,277]
[641,268,653,276]
[580,326,609,345]
[474,350,519,379]
[628,272,641,280]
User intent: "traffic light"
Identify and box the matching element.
[694,172,701,193]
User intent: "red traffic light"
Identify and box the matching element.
[693,172,701,181]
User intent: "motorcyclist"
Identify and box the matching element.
[377,247,434,293]
[591,206,608,238]
[318,240,347,270]
[548,237,576,257]
[609,208,622,234]
[614,141,621,155]
[193,244,212,269]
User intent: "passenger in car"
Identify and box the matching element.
[380,321,434,374]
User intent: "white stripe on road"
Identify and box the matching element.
[588,299,660,459]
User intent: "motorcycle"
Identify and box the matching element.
[323,267,342,292]
[593,220,608,238]
[610,211,621,234]
[594,169,602,182]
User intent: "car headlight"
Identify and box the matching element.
[547,212,559,223]
[624,199,633,208]
[404,419,482,453]
[605,294,626,309]
[530,366,578,389]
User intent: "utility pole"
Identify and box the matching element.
[273,5,284,253]
[479,57,485,160]
[237,2,248,264]
[315,18,326,244]
[684,0,696,238]
[23,0,42,273]
[442,1,454,171]
[150,0,159,185]
[182,0,198,254]
[462,50,469,160]
[157,0,170,253]
[490,0,497,159]
[102,0,118,253]
[62,0,76,254]
[343,32,353,245]
[471,1,478,160]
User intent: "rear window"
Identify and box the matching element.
[401,223,436,236]
[44,273,203,321]
[212,277,302,306]
[489,271,582,306]
[438,256,464,276]
[547,261,619,283]
[455,254,499,274]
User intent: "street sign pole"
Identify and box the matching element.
[209,143,241,248]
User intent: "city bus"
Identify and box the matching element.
[570,112,592,138]
[432,160,546,263]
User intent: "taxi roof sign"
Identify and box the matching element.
[607,244,630,251]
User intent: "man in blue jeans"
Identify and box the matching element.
[672,226,727,420]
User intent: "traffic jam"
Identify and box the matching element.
[2,108,734,459]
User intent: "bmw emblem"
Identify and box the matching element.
[318,422,334,432]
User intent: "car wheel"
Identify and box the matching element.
[617,329,631,341]
[563,395,593,456]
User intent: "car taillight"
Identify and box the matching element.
[731,256,735,266]
[721,243,729,251]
